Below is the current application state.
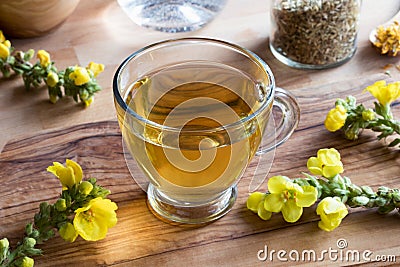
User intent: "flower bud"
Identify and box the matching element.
[0,238,9,251]
[78,181,93,195]
[24,49,35,61]
[362,109,376,121]
[46,71,59,87]
[0,238,9,262]
[18,256,34,267]
[23,237,36,248]
[49,94,58,104]
[55,198,67,211]
[392,191,400,202]
[378,186,390,197]
[348,184,363,196]
[83,96,94,107]
[333,188,348,195]
[344,127,359,140]
[345,95,357,107]
[361,185,375,197]
[25,223,33,235]
[374,196,387,207]
[351,196,370,206]
[30,230,40,239]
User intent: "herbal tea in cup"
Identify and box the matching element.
[113,38,299,224]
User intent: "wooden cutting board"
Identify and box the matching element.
[1,76,399,266]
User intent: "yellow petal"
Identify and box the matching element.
[264,193,284,212]
[316,197,348,231]
[267,176,291,194]
[296,185,318,207]
[257,202,272,220]
[20,256,34,267]
[317,148,341,166]
[83,97,94,107]
[59,222,78,242]
[47,162,76,189]
[46,71,59,87]
[69,67,90,86]
[3,40,11,48]
[0,43,10,60]
[37,49,51,67]
[0,31,5,43]
[322,165,343,178]
[247,192,265,213]
[307,157,323,175]
[87,62,104,77]
[58,166,76,188]
[66,159,83,184]
[318,220,337,232]
[281,199,303,223]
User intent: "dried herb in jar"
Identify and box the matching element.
[270,0,361,68]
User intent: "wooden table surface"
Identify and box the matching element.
[1,0,400,266]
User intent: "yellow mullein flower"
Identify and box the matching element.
[324,104,347,132]
[316,197,348,231]
[37,49,51,67]
[363,80,400,107]
[47,159,83,189]
[69,66,90,86]
[307,148,343,178]
[0,43,10,59]
[87,62,105,77]
[264,176,318,223]
[247,192,272,220]
[46,71,59,87]
[59,222,78,242]
[73,197,118,241]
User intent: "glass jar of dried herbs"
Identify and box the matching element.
[270,0,361,69]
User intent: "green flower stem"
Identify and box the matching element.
[0,178,111,267]
[338,96,400,147]
[293,174,400,214]
[0,45,103,107]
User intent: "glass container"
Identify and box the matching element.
[270,0,362,69]
[117,0,227,33]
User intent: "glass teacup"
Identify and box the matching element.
[113,38,299,224]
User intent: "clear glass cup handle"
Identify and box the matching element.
[256,87,300,155]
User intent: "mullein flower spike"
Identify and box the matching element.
[325,80,400,147]
[247,148,400,232]
[0,160,118,266]
[0,30,104,107]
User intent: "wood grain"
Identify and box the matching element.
[1,79,399,266]
[1,0,400,266]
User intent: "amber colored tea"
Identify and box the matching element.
[121,62,270,202]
